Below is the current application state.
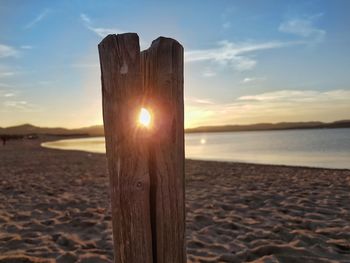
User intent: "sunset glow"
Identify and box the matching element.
[138,108,151,127]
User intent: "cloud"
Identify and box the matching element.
[231,56,256,71]
[24,9,50,29]
[0,71,16,78]
[202,68,217,77]
[185,40,296,71]
[0,44,19,58]
[0,89,40,112]
[0,88,17,98]
[79,13,149,48]
[241,77,266,84]
[2,100,40,112]
[242,77,255,84]
[185,97,215,105]
[80,13,91,24]
[184,89,350,128]
[4,100,26,107]
[186,40,293,62]
[279,14,326,43]
[238,90,325,102]
[80,13,124,37]
[88,27,124,37]
[186,14,324,73]
[21,45,33,49]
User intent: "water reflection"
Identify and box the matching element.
[42,128,350,169]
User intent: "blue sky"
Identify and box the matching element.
[0,0,349,128]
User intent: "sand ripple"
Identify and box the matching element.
[185,160,350,262]
[1,139,350,262]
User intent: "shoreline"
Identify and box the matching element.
[1,138,350,262]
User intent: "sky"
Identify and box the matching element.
[0,0,349,128]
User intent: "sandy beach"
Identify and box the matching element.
[0,138,350,263]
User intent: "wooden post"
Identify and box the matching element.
[99,33,185,263]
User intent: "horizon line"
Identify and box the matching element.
[1,118,350,130]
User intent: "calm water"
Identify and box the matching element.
[42,128,350,169]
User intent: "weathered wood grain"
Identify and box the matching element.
[99,33,185,263]
[98,33,153,263]
[141,37,185,263]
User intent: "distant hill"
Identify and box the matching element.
[1,120,349,136]
[0,123,101,136]
[74,125,105,136]
[186,120,350,133]
[0,124,73,135]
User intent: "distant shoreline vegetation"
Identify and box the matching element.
[0,120,349,136]
[185,120,350,133]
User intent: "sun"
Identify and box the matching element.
[138,107,151,127]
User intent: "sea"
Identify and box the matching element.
[42,128,350,170]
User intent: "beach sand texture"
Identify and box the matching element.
[1,139,350,262]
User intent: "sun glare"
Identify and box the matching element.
[138,107,151,127]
